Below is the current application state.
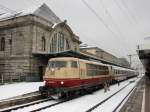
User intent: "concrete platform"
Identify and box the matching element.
[119,76,150,112]
[145,76,150,112]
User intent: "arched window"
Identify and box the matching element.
[50,32,70,53]
[41,36,46,51]
[65,39,70,50]
[0,37,5,51]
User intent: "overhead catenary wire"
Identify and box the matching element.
[81,0,128,57]
[112,0,134,25]
[112,0,146,65]
[117,0,144,36]
[81,0,115,36]
[120,0,138,25]
[98,0,131,56]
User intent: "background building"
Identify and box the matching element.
[80,47,130,67]
[0,3,81,82]
[118,58,130,68]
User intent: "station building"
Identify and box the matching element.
[0,4,81,82]
[0,3,130,83]
[80,47,130,67]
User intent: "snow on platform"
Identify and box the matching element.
[0,82,44,101]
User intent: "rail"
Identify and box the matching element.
[0,98,52,112]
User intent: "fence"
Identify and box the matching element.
[0,72,25,84]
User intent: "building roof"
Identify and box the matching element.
[80,46,118,58]
[32,50,132,69]
[0,3,61,23]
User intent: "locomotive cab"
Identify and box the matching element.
[39,57,81,98]
[44,57,79,80]
[41,57,80,95]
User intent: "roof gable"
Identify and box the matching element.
[0,3,61,23]
[33,3,61,23]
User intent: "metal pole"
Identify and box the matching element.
[2,74,3,84]
[128,55,132,67]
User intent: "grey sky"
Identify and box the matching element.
[0,0,149,60]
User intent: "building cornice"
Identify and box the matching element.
[0,14,53,31]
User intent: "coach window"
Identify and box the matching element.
[0,37,5,51]
[113,70,115,74]
[115,70,117,74]
[104,66,109,75]
[71,61,78,68]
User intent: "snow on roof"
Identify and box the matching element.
[52,23,59,28]
[0,3,61,23]
[0,12,17,21]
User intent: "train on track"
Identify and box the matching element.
[39,57,138,99]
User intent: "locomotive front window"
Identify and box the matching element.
[48,61,67,68]
[71,61,78,68]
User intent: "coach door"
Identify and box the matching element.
[79,61,86,79]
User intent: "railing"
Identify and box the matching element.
[0,72,24,84]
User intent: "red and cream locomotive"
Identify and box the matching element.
[39,56,137,99]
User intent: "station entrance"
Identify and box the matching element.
[39,66,44,81]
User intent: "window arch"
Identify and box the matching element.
[50,32,70,53]
[0,37,5,51]
[41,36,46,51]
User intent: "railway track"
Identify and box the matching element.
[0,91,43,109]
[29,99,70,112]
[118,76,145,112]
[0,98,52,112]
[27,94,82,112]
[112,86,136,112]
[85,78,141,112]
[11,81,135,112]
[1,95,76,112]
[26,79,138,112]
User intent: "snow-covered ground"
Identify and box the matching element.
[0,82,44,101]
[39,76,141,112]
[0,75,143,112]
[93,80,136,112]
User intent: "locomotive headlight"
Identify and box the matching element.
[51,68,54,71]
[60,81,64,85]
[43,80,46,84]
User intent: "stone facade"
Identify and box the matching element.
[0,4,81,82]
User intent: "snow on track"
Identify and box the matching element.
[11,100,58,112]
[0,82,44,101]
[93,80,137,112]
